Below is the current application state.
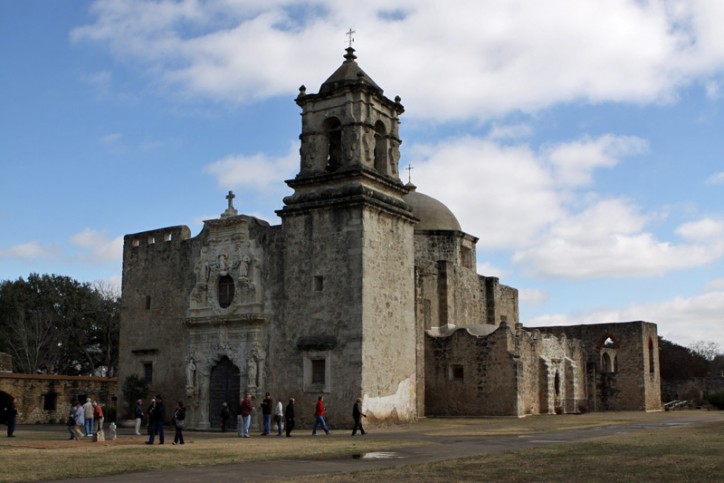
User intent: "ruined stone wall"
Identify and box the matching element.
[0,374,117,424]
[425,325,523,416]
[119,225,194,417]
[535,322,662,411]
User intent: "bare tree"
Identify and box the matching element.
[689,341,722,362]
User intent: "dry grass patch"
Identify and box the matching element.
[303,420,724,482]
[0,436,426,482]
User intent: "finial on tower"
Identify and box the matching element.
[346,28,356,48]
[344,28,357,63]
[221,190,239,218]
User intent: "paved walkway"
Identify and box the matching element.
[43,411,724,482]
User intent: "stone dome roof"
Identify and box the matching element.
[319,47,382,96]
[404,183,462,231]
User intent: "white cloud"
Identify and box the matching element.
[519,288,550,306]
[69,229,123,263]
[706,171,724,184]
[676,218,724,241]
[476,261,506,278]
[527,289,724,349]
[203,141,298,190]
[0,241,60,259]
[71,0,724,121]
[706,278,724,291]
[487,123,532,141]
[544,135,648,187]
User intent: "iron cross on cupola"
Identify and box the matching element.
[226,190,236,211]
[346,28,355,48]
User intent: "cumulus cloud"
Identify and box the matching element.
[519,288,550,306]
[676,218,724,241]
[71,0,724,121]
[203,141,298,189]
[706,171,724,184]
[69,229,124,263]
[0,241,60,259]
[527,289,724,348]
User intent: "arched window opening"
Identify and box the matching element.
[324,118,341,172]
[602,352,612,373]
[614,355,619,373]
[218,275,235,308]
[603,337,615,348]
[554,371,561,396]
[648,337,655,374]
[374,121,388,173]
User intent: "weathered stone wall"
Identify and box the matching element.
[536,322,662,411]
[119,225,194,420]
[0,352,12,372]
[0,374,117,424]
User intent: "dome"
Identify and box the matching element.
[404,184,462,231]
[319,47,382,96]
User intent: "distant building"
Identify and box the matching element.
[119,48,662,429]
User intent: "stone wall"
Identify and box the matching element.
[0,373,117,424]
[536,321,662,412]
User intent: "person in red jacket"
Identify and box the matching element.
[238,394,254,438]
[311,395,330,436]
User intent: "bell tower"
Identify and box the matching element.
[275,47,418,423]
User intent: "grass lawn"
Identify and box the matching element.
[1,411,722,482]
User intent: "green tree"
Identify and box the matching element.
[0,273,120,376]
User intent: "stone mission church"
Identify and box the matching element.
[119,47,662,429]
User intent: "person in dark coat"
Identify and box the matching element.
[260,392,272,436]
[145,395,165,444]
[6,398,17,437]
[172,401,185,445]
[351,398,366,436]
[284,398,295,437]
[220,403,230,432]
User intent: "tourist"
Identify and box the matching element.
[239,394,253,438]
[220,402,230,432]
[274,398,284,436]
[284,398,295,437]
[260,392,272,435]
[82,398,94,436]
[5,397,17,437]
[73,401,85,440]
[311,395,330,436]
[351,398,366,436]
[146,395,165,445]
[66,407,76,440]
[147,398,156,434]
[172,401,185,445]
[134,399,144,436]
[92,401,104,435]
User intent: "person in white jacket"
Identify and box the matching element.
[274,400,284,437]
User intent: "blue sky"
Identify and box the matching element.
[1,0,723,350]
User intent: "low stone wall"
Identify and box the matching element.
[0,373,118,424]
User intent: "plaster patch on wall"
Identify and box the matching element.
[363,375,416,423]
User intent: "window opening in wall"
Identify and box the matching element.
[554,371,561,396]
[451,364,464,382]
[604,337,615,347]
[143,362,153,383]
[314,276,324,292]
[324,118,341,172]
[145,296,151,310]
[43,392,57,411]
[602,352,612,373]
[648,338,655,374]
[614,355,619,373]
[374,121,388,173]
[132,239,140,247]
[218,275,235,308]
[311,359,326,384]
[163,232,172,242]
[147,236,156,245]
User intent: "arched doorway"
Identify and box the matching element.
[0,391,14,424]
[209,356,240,429]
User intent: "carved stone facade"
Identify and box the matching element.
[118,48,661,429]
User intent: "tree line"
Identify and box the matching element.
[0,273,119,376]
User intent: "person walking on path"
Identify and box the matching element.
[284,398,295,437]
[220,403,230,432]
[72,401,85,440]
[5,398,17,437]
[311,395,330,436]
[274,399,284,437]
[134,399,144,436]
[260,392,272,436]
[146,395,165,445]
[351,398,366,436]
[239,394,254,438]
[172,401,185,445]
[83,398,94,436]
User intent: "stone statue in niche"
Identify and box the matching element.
[247,357,258,388]
[186,357,196,388]
[218,252,229,276]
[239,255,250,280]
